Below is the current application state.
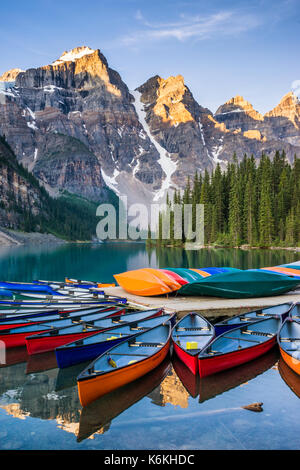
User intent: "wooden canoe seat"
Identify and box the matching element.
[280,337,300,342]
[129,341,164,347]
[176,327,210,332]
[242,330,273,337]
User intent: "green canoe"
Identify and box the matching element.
[177,270,300,298]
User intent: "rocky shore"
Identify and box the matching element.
[0,227,66,246]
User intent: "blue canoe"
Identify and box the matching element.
[0,281,65,295]
[55,313,175,368]
[214,302,292,336]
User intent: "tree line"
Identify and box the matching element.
[150,151,300,248]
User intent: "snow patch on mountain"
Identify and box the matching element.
[131,89,177,202]
[52,47,95,66]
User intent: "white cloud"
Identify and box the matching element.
[291,80,300,99]
[122,9,262,46]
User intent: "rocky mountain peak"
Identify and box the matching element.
[51,46,95,65]
[215,95,264,121]
[264,92,300,127]
[153,74,194,126]
[0,68,24,82]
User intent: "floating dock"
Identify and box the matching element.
[104,286,300,319]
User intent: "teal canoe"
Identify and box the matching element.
[177,270,300,298]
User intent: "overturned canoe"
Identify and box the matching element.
[178,270,300,298]
[55,313,175,368]
[114,268,178,296]
[26,308,165,355]
[278,318,300,376]
[214,302,292,336]
[77,322,172,407]
[260,266,300,278]
[198,316,281,377]
[172,312,215,374]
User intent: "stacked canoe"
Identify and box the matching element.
[114,263,300,298]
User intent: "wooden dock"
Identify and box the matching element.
[104,286,300,319]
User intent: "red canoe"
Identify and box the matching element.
[172,312,215,374]
[198,316,281,377]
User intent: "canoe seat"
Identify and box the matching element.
[129,342,164,347]
[242,330,273,337]
[280,337,300,342]
[176,327,209,332]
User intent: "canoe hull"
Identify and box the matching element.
[173,341,198,374]
[279,346,300,376]
[198,336,276,378]
[77,340,171,407]
[25,330,106,355]
[0,329,51,348]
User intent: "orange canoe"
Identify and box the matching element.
[77,323,172,407]
[278,318,300,376]
[114,268,180,296]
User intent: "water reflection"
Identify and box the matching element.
[77,357,172,442]
[148,245,300,271]
[0,243,298,286]
[278,358,300,399]
[0,345,285,445]
[198,349,279,403]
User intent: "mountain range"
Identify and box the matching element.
[0,46,299,233]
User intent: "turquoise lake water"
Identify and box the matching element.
[0,242,299,450]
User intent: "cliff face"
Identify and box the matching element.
[214,93,300,156]
[0,47,164,208]
[0,46,299,218]
[0,137,46,229]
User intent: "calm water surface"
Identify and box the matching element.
[0,242,299,450]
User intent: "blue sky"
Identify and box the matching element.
[1,0,299,113]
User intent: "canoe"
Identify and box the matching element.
[198,316,281,377]
[0,306,126,348]
[55,313,175,368]
[0,289,13,297]
[0,305,121,330]
[0,297,127,307]
[278,318,300,375]
[178,270,300,298]
[214,302,293,336]
[288,302,300,320]
[260,267,300,278]
[77,357,171,442]
[26,308,166,355]
[114,268,179,296]
[77,323,172,406]
[0,281,62,294]
[172,312,215,374]
[163,268,207,283]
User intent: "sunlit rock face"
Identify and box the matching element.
[214,93,300,155]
